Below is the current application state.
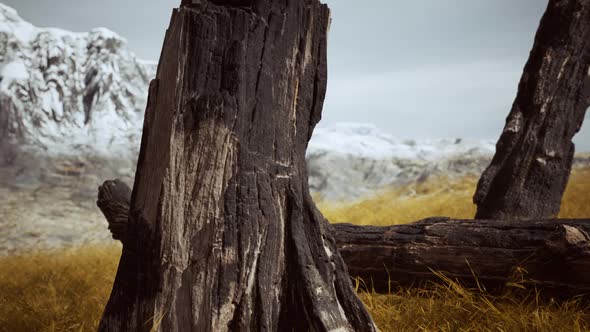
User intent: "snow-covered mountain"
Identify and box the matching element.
[0,3,498,201]
[307,123,497,201]
[4,3,584,203]
[0,3,155,162]
[0,3,155,188]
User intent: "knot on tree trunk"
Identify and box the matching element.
[544,224,590,256]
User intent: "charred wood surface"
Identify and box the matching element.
[474,0,590,220]
[98,1,376,331]
[333,217,590,296]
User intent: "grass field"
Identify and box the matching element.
[0,168,589,331]
[319,166,590,226]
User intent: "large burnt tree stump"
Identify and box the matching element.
[474,0,590,220]
[98,1,376,331]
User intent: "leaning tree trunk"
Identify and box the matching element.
[474,0,590,220]
[99,1,376,331]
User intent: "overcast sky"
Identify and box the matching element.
[3,0,589,151]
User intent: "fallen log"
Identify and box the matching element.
[98,181,590,296]
[333,217,590,296]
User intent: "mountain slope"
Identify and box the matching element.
[0,3,507,201]
[0,3,156,157]
[0,3,155,187]
[307,123,497,201]
[1,3,585,203]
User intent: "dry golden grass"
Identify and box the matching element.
[0,167,588,331]
[359,282,590,332]
[318,166,590,226]
[0,246,120,332]
[1,247,588,332]
[560,167,590,219]
[317,174,478,226]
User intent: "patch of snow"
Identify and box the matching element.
[0,4,36,42]
[0,61,29,84]
[90,27,125,41]
[309,122,496,161]
[137,59,158,67]
[0,3,157,162]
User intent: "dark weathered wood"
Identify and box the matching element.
[333,217,590,295]
[474,0,590,220]
[98,1,376,331]
[97,179,131,241]
[96,184,590,296]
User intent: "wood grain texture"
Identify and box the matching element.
[474,0,590,220]
[98,1,376,331]
[333,218,590,295]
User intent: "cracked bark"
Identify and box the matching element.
[474,0,590,220]
[333,217,590,296]
[98,1,376,331]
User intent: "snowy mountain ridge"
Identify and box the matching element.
[1,3,563,203]
[0,3,155,160]
[0,3,499,201]
[309,123,496,160]
[307,123,498,201]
